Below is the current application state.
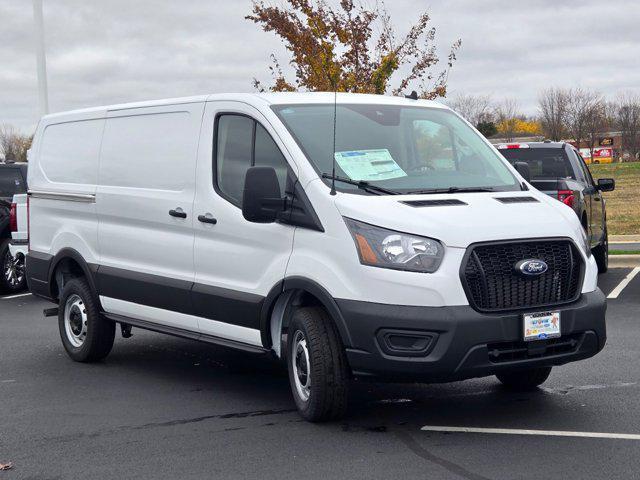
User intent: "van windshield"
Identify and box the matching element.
[272,104,520,194]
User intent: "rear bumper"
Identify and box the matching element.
[337,289,606,383]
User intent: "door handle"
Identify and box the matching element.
[198,213,217,225]
[169,208,187,218]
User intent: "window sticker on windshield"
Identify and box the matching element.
[334,149,407,181]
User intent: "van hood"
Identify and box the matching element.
[334,191,583,248]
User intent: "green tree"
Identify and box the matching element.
[476,121,497,138]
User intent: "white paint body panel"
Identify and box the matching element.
[29,110,104,266]
[194,101,297,298]
[96,104,204,283]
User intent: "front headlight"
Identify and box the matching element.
[344,218,444,273]
[580,228,592,259]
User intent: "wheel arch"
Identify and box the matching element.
[48,248,99,301]
[259,276,353,353]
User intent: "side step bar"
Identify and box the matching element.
[102,312,269,355]
[43,307,59,317]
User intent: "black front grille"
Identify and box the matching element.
[462,239,583,312]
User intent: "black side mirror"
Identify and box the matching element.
[597,178,615,192]
[514,161,531,182]
[242,166,286,223]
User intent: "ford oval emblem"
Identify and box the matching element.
[515,259,548,276]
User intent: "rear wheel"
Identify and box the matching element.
[58,277,115,362]
[0,239,26,293]
[496,367,552,391]
[593,228,609,274]
[287,306,349,422]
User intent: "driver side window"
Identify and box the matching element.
[215,114,288,207]
[573,150,594,186]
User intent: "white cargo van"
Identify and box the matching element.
[26,93,606,421]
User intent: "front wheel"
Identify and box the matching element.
[0,239,26,293]
[496,367,552,391]
[287,306,349,422]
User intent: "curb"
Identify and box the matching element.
[609,255,640,268]
[610,235,640,243]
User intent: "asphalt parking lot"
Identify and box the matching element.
[1,269,639,480]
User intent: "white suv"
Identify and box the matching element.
[26,93,606,421]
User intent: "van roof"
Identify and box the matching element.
[40,92,448,122]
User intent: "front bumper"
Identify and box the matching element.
[337,289,606,382]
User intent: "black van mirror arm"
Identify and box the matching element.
[260,197,288,211]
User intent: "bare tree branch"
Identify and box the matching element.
[448,94,493,126]
[614,92,640,161]
[538,88,568,141]
[495,98,520,142]
[0,125,32,163]
[565,87,602,150]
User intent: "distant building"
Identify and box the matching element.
[490,131,632,162]
[568,131,622,156]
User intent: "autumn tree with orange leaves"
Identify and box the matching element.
[246,0,461,99]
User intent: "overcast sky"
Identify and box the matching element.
[1,0,638,132]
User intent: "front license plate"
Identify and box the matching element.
[523,311,561,341]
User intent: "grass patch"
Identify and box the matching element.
[589,162,640,235]
[610,250,640,255]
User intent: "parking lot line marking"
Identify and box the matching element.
[608,267,640,299]
[420,425,640,440]
[0,293,32,300]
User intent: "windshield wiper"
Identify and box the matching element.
[407,186,496,195]
[321,174,401,195]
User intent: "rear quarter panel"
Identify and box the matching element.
[28,111,105,265]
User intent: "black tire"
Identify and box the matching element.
[496,367,552,391]
[0,239,26,293]
[58,277,115,362]
[286,306,349,422]
[593,227,609,274]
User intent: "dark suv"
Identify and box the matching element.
[0,162,28,292]
[498,142,615,273]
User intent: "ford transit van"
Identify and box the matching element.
[26,93,606,421]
